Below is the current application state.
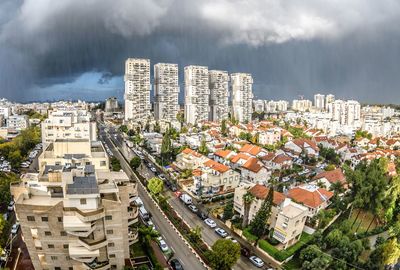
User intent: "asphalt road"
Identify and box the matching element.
[99,126,207,270]
[101,126,277,270]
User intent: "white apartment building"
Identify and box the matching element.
[11,139,138,270]
[209,70,229,122]
[0,105,11,119]
[330,100,361,126]
[292,99,312,112]
[154,63,180,122]
[231,73,253,123]
[7,115,29,131]
[41,110,97,146]
[124,58,151,123]
[184,65,209,125]
[314,94,325,110]
[253,100,265,113]
[325,94,335,111]
[265,100,289,113]
[105,97,119,113]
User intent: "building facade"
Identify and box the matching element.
[124,58,151,123]
[184,65,209,125]
[154,63,180,122]
[231,73,253,123]
[209,70,229,122]
[314,94,325,110]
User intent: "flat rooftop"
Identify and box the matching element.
[66,176,99,195]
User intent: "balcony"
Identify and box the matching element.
[84,260,110,270]
[128,228,139,245]
[64,207,105,223]
[78,237,108,251]
[69,244,99,263]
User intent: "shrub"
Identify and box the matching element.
[243,227,258,242]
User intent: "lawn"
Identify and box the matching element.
[349,209,378,234]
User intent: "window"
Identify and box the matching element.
[105,215,112,221]
[41,216,48,222]
[27,216,35,222]
[108,242,114,247]
[45,231,52,236]
[106,229,113,235]
[80,198,87,205]
[60,231,67,236]
[55,267,61,270]
[57,217,63,222]
[63,244,68,249]
[86,162,91,165]
[109,254,116,258]
[66,256,71,261]
[100,161,106,167]
[48,244,55,249]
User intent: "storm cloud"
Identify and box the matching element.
[1,0,400,102]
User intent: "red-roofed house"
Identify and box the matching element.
[284,139,319,157]
[175,148,209,171]
[214,149,236,165]
[288,185,333,218]
[240,157,271,184]
[311,168,347,190]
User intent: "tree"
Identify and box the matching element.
[110,157,121,171]
[119,125,128,134]
[207,239,240,270]
[129,157,141,170]
[223,200,234,221]
[250,186,274,238]
[380,238,400,266]
[188,225,202,243]
[154,121,161,133]
[221,119,228,137]
[242,192,255,228]
[198,136,209,155]
[147,177,163,195]
[300,245,331,270]
[161,132,172,164]
[325,229,343,249]
[176,111,184,125]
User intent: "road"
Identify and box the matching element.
[99,126,207,270]
[102,126,278,270]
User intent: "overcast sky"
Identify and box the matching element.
[1,0,400,103]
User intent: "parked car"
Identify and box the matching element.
[157,237,169,252]
[11,223,20,235]
[169,184,177,192]
[215,227,228,238]
[187,204,198,213]
[150,167,157,173]
[169,258,184,270]
[7,201,14,211]
[159,174,166,181]
[249,256,264,268]
[241,247,250,257]
[146,219,156,231]
[180,193,192,205]
[204,218,216,228]
[197,211,208,220]
[226,236,238,243]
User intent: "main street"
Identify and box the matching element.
[99,126,207,270]
[101,125,278,270]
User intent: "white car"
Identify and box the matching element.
[204,218,216,228]
[7,201,14,211]
[150,167,157,173]
[249,256,264,268]
[226,236,238,243]
[11,223,20,235]
[188,204,198,213]
[215,228,228,238]
[157,237,169,252]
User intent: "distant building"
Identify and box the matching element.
[154,63,180,122]
[231,73,253,123]
[209,70,229,122]
[265,100,289,113]
[184,65,209,125]
[124,58,151,123]
[105,97,119,113]
[325,94,335,111]
[314,94,325,110]
[253,100,265,113]
[330,100,361,126]
[292,99,312,112]
[7,115,29,131]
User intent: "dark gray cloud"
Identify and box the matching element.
[1,0,400,103]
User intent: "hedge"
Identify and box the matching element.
[259,233,313,262]
[243,228,258,242]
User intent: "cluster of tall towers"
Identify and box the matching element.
[124,58,253,125]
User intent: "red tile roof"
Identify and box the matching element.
[272,154,292,164]
[248,184,286,205]
[239,144,262,156]
[288,186,333,208]
[313,168,346,184]
[242,157,263,173]
[214,149,233,159]
[203,159,230,173]
[182,148,203,157]
[230,153,251,164]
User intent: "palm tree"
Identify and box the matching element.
[242,191,255,228]
[330,181,345,195]
[138,226,159,246]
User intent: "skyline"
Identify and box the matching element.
[1,0,400,103]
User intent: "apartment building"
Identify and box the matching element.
[184,65,209,125]
[7,114,29,131]
[0,105,11,119]
[154,63,180,122]
[124,58,151,123]
[292,99,312,112]
[330,100,361,126]
[11,139,138,270]
[41,110,97,146]
[231,73,253,123]
[253,100,265,113]
[325,94,335,110]
[209,70,229,122]
[105,97,119,113]
[264,100,289,113]
[314,94,325,110]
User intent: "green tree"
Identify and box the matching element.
[129,156,141,170]
[147,177,163,195]
[161,132,172,164]
[198,136,209,155]
[250,186,274,238]
[325,228,343,249]
[207,239,240,270]
[300,245,331,270]
[176,111,184,125]
[119,125,128,133]
[188,225,202,244]
[242,191,255,228]
[110,157,121,171]
[223,200,234,220]
[154,121,161,133]
[221,119,228,137]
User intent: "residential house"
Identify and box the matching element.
[311,168,347,190]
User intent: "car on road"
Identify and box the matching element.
[204,218,216,228]
[157,237,169,253]
[159,174,166,181]
[150,167,157,173]
[7,201,14,211]
[226,236,238,243]
[169,184,177,192]
[249,256,264,268]
[215,227,228,238]
[169,258,184,270]
[179,193,192,205]
[146,219,156,231]
[196,211,208,220]
[20,162,29,168]
[241,247,250,257]
[11,223,20,235]
[187,204,198,213]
